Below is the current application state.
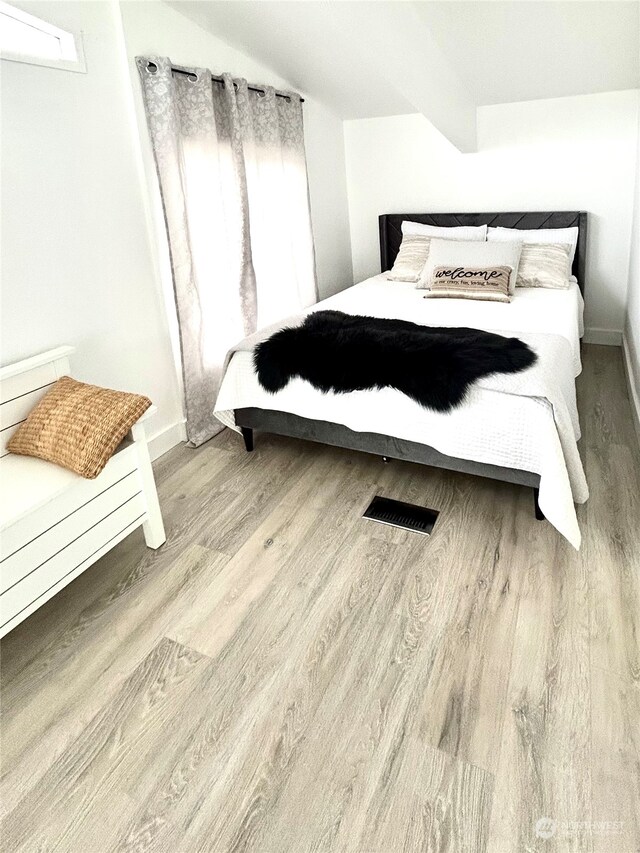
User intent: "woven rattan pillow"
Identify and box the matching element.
[7,376,151,479]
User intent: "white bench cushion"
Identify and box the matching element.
[0,454,82,529]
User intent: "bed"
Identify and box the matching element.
[214,211,589,547]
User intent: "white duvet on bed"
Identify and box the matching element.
[214,275,588,547]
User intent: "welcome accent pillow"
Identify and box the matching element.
[419,238,523,294]
[425,265,512,302]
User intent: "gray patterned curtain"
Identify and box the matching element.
[136,56,317,446]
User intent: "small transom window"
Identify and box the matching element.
[0,1,85,72]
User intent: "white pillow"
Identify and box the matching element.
[402,221,487,240]
[419,239,523,294]
[488,225,578,272]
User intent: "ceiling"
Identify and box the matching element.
[170,1,640,152]
[419,2,640,106]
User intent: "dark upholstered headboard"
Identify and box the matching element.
[379,211,588,294]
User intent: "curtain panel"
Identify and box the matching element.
[136,56,317,446]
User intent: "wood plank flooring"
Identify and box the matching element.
[1,344,639,853]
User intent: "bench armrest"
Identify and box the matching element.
[129,405,157,443]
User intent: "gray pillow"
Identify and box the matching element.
[387,235,431,282]
[516,242,572,288]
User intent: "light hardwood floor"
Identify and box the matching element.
[1,344,639,853]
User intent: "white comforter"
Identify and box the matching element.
[214,275,588,547]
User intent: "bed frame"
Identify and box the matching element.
[235,211,588,520]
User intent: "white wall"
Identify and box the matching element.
[344,91,640,340]
[118,0,352,302]
[623,91,640,436]
[303,103,353,298]
[1,0,353,458]
[0,0,184,452]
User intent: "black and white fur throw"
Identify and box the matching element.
[254,310,537,412]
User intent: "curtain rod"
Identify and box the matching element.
[164,63,304,103]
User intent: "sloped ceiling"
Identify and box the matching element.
[169,1,640,152]
[420,1,640,106]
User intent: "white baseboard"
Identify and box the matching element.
[622,333,640,448]
[583,327,623,346]
[148,419,187,461]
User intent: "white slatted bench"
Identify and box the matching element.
[0,347,166,638]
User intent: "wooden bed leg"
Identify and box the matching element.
[241,426,254,452]
[533,487,545,521]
